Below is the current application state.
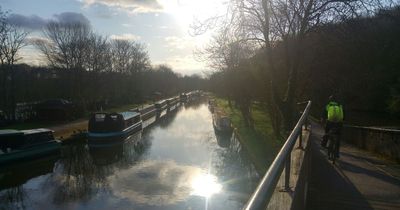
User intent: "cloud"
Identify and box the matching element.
[81,0,163,13]
[6,14,47,30]
[6,12,91,30]
[110,33,141,40]
[110,160,201,206]
[53,12,91,26]
[164,36,194,51]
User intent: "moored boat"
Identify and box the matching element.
[212,112,233,134]
[137,104,156,121]
[88,111,142,147]
[0,128,61,165]
[155,100,167,112]
[180,93,187,102]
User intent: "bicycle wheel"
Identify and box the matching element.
[327,135,333,161]
[331,136,336,164]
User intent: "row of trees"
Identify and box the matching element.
[201,1,400,135]
[0,8,205,121]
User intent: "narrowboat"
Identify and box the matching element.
[166,97,179,110]
[0,128,61,165]
[166,98,174,107]
[180,93,187,102]
[88,111,142,147]
[208,99,216,113]
[155,100,167,112]
[136,104,156,121]
[212,113,233,134]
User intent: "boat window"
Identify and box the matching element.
[95,114,106,122]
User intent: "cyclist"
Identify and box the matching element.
[321,95,344,158]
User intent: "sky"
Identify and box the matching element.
[0,0,227,75]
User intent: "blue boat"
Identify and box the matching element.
[0,128,61,165]
[88,111,142,147]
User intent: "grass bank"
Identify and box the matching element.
[214,98,283,174]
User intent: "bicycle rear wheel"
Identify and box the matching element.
[331,136,337,164]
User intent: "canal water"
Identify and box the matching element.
[0,97,259,210]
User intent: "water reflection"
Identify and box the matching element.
[191,172,222,197]
[214,130,232,148]
[0,156,58,209]
[0,97,259,210]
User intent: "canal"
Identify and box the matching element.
[0,97,259,210]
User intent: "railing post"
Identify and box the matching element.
[283,153,291,191]
[304,116,309,131]
[297,126,303,149]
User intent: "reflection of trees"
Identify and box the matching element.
[212,133,259,201]
[0,156,58,209]
[0,187,26,210]
[49,131,150,205]
[50,142,103,204]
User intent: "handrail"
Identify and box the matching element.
[344,124,400,133]
[243,101,312,210]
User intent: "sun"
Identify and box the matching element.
[190,172,222,198]
[160,0,227,28]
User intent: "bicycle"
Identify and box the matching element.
[327,127,340,164]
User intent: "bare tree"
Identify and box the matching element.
[0,19,29,120]
[86,34,112,72]
[35,21,91,70]
[110,39,150,74]
[128,42,150,74]
[34,21,92,104]
[110,39,132,73]
[195,0,388,133]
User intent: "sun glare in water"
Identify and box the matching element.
[191,173,222,198]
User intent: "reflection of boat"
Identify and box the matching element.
[88,111,142,147]
[0,129,61,165]
[0,155,58,190]
[214,129,232,148]
[212,113,233,134]
[89,132,142,166]
[89,145,123,166]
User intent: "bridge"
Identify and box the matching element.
[244,101,400,210]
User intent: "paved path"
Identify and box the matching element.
[307,122,400,210]
[49,119,87,139]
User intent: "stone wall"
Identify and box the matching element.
[342,125,400,162]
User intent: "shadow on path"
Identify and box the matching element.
[306,122,400,210]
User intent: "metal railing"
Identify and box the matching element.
[344,125,400,133]
[243,101,312,210]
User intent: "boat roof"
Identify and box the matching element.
[119,111,140,120]
[155,100,166,104]
[92,112,140,120]
[22,128,54,135]
[142,104,155,109]
[0,129,24,137]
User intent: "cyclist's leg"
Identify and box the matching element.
[335,123,342,158]
[322,121,331,147]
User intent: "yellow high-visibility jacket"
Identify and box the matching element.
[326,102,344,122]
